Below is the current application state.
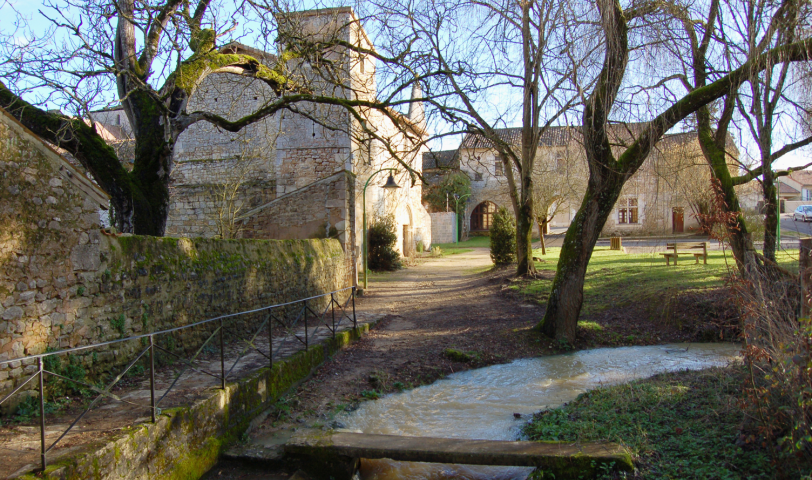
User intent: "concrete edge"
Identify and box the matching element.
[15,320,377,480]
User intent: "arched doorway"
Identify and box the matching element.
[471,201,497,232]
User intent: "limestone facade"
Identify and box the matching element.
[424,126,731,238]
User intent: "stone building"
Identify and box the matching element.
[93,7,431,281]
[424,125,735,237]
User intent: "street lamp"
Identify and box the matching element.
[363,169,400,289]
[453,193,471,243]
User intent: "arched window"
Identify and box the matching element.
[471,201,497,231]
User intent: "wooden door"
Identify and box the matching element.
[672,208,684,233]
[403,225,415,257]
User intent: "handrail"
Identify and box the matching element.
[0,285,358,473]
[0,286,355,367]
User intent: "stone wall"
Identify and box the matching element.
[239,170,351,243]
[0,108,350,398]
[165,182,275,238]
[430,212,456,244]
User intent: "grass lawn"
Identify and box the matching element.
[524,365,779,479]
[433,236,490,255]
[522,247,799,319]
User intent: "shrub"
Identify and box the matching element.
[422,172,471,213]
[368,215,402,271]
[490,207,516,265]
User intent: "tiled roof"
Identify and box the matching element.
[459,126,575,149]
[423,150,459,170]
[780,181,800,194]
[788,170,812,186]
[457,123,737,154]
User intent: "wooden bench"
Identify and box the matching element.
[660,242,708,266]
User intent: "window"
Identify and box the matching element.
[618,198,639,224]
[495,157,504,176]
[804,188,811,201]
[471,201,497,231]
[555,158,566,174]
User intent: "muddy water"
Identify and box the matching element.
[338,343,741,480]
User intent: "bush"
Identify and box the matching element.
[423,172,471,213]
[490,207,516,265]
[368,215,402,271]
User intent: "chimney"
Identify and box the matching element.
[408,81,425,130]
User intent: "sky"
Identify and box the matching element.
[0,0,809,172]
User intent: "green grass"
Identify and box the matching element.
[434,236,491,251]
[521,247,799,319]
[524,366,775,479]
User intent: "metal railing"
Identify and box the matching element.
[0,286,357,472]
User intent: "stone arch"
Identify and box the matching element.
[470,201,498,232]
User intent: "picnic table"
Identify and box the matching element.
[660,241,708,266]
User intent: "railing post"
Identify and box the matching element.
[38,356,46,471]
[304,302,308,351]
[149,335,156,423]
[331,293,336,338]
[219,319,226,390]
[352,286,357,329]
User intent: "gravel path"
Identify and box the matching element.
[250,248,554,440]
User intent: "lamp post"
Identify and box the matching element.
[363,168,400,289]
[453,193,471,243]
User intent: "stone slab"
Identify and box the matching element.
[285,430,633,479]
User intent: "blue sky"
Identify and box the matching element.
[0,0,809,172]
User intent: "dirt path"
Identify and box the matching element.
[251,249,556,439]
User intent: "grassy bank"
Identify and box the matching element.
[515,247,800,346]
[523,364,810,479]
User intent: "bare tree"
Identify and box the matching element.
[367,0,596,276]
[0,0,431,235]
[668,0,812,271]
[531,133,587,255]
[538,0,812,341]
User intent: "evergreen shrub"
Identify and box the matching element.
[490,207,516,265]
[368,215,402,271]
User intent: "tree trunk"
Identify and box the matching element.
[762,169,778,262]
[695,114,758,271]
[129,92,173,236]
[537,168,625,341]
[537,219,547,255]
[516,181,537,275]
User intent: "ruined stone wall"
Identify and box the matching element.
[238,170,354,286]
[0,110,350,398]
[165,182,275,238]
[166,73,279,237]
[239,170,350,242]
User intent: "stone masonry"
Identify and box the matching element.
[0,106,351,400]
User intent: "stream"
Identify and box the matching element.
[336,343,741,480]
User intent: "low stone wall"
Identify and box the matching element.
[17,322,375,480]
[430,212,456,244]
[1,234,349,399]
[0,104,351,401]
